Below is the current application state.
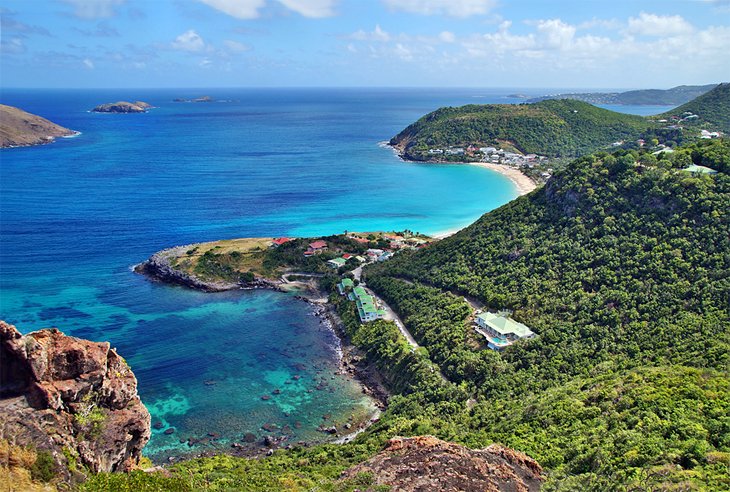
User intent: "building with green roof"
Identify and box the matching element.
[337,278,354,295]
[475,312,535,350]
[327,257,348,269]
[682,164,718,174]
[347,285,386,322]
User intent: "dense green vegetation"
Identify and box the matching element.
[361,139,729,488]
[657,83,730,132]
[390,99,652,158]
[393,84,729,161]
[77,140,729,490]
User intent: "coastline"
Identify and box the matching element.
[134,252,388,457]
[469,161,538,196]
[431,162,538,240]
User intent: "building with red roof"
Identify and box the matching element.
[308,240,328,250]
[272,237,292,246]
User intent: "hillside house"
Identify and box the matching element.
[475,312,535,351]
[327,257,347,269]
[309,240,327,251]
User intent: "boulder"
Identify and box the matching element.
[0,321,151,476]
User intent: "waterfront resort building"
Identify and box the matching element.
[475,312,535,350]
[337,278,354,295]
[338,282,386,322]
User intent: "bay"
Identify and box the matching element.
[0,87,669,460]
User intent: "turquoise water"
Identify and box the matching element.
[0,88,672,460]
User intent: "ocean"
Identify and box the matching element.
[0,88,676,460]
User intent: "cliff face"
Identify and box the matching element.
[0,104,77,148]
[0,321,150,476]
[341,436,543,491]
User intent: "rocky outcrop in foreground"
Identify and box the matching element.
[340,436,543,491]
[0,104,77,148]
[91,101,151,113]
[0,321,150,477]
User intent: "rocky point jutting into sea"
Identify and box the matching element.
[0,104,78,148]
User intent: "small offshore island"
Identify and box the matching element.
[0,104,78,148]
[91,101,153,113]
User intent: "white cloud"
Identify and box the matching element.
[198,0,336,19]
[536,19,576,50]
[1,37,26,54]
[276,0,337,18]
[394,43,413,60]
[172,30,206,52]
[351,24,391,42]
[224,40,251,52]
[382,0,496,17]
[83,58,94,69]
[61,0,125,19]
[627,12,694,37]
[439,31,456,43]
[198,0,266,19]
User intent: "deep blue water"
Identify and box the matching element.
[0,88,676,460]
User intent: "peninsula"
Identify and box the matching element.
[0,104,77,148]
[91,101,152,113]
[527,83,717,106]
[390,83,729,185]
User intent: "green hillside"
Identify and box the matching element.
[657,82,730,133]
[364,139,729,488]
[390,99,651,158]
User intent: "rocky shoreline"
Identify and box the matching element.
[134,247,390,461]
[134,245,282,292]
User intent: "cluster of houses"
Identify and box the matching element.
[338,278,386,322]
[271,236,400,270]
[327,249,394,269]
[430,146,547,166]
[430,146,552,180]
[474,311,535,351]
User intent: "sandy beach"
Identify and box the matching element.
[432,163,538,239]
[470,162,538,196]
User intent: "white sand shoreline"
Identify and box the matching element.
[431,162,538,240]
[471,162,538,196]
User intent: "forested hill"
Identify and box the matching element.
[364,139,729,488]
[390,99,651,158]
[656,82,730,132]
[528,83,717,105]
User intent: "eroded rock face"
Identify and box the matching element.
[340,436,543,492]
[0,321,150,476]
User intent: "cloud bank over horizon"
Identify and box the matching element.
[1,0,728,88]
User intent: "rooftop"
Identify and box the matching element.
[309,240,328,249]
[477,312,534,338]
[682,164,718,174]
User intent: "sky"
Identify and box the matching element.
[1,0,729,89]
